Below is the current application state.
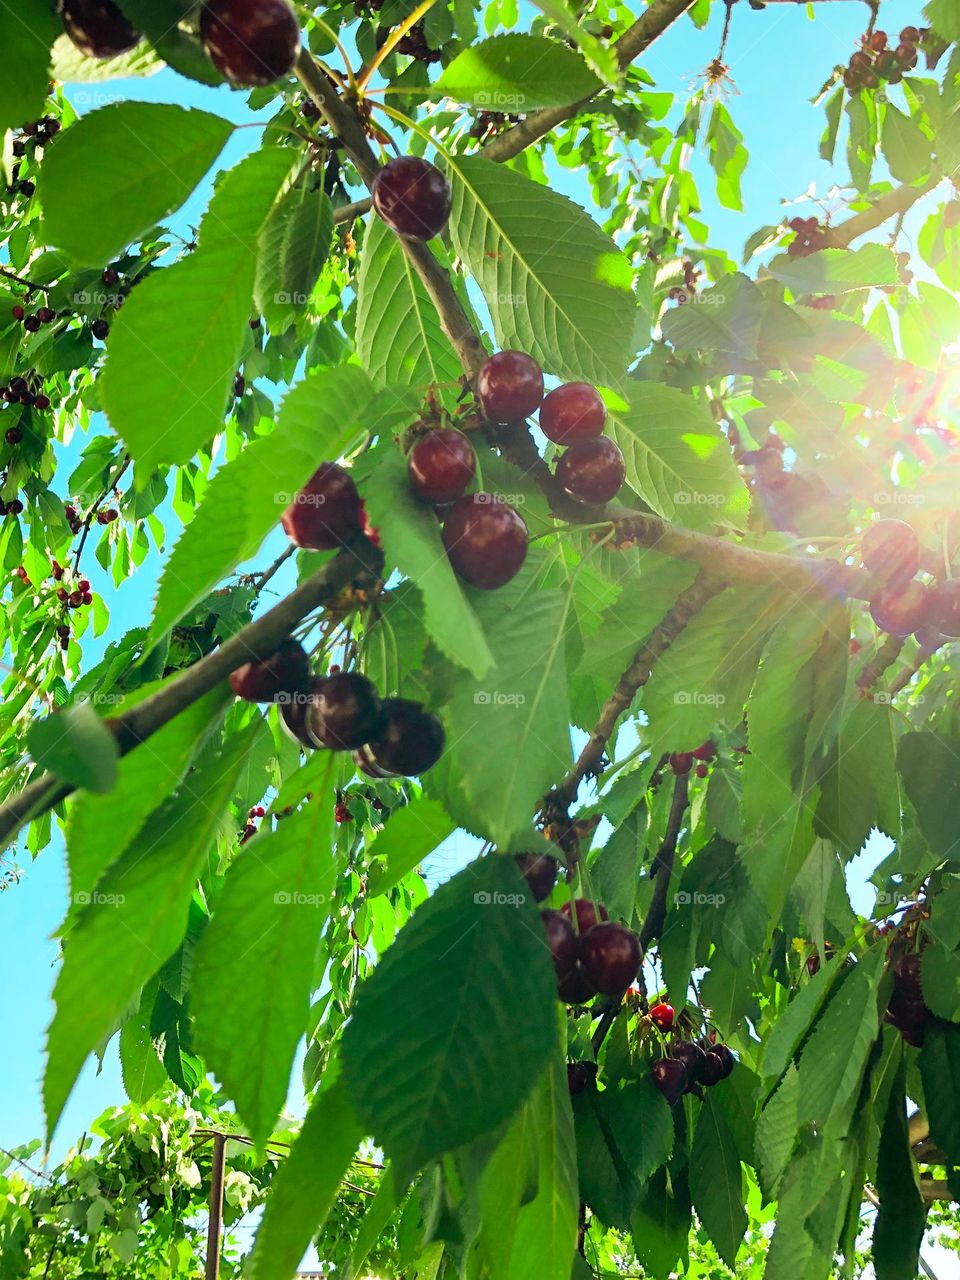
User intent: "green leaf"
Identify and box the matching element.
[444,154,635,383]
[815,697,900,856]
[507,1054,578,1280]
[760,954,845,1088]
[820,87,844,163]
[755,1064,799,1198]
[150,366,376,642]
[255,184,333,330]
[356,217,463,387]
[467,1091,539,1280]
[347,1167,398,1278]
[361,448,494,678]
[66,685,231,905]
[366,797,455,896]
[797,948,886,1132]
[897,732,960,855]
[706,102,747,212]
[873,1063,925,1280]
[926,0,960,41]
[706,760,742,843]
[341,855,557,1182]
[631,1164,691,1279]
[881,103,933,182]
[192,786,338,1146]
[118,1007,167,1105]
[28,701,118,795]
[435,34,600,109]
[0,3,60,136]
[443,570,572,847]
[44,721,263,1136]
[49,32,161,83]
[767,244,898,294]
[248,1078,363,1280]
[114,0,226,86]
[40,103,232,266]
[919,1020,960,1163]
[921,946,960,1023]
[607,381,749,528]
[101,147,296,475]
[689,1093,747,1267]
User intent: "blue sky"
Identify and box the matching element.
[1,0,923,1163]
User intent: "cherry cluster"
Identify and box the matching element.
[651,1036,735,1106]
[862,518,960,647]
[9,115,59,200]
[480,350,626,506]
[382,21,442,64]
[1,373,51,412]
[56,576,93,609]
[240,804,267,845]
[0,499,24,517]
[843,26,924,93]
[787,216,827,258]
[668,740,716,781]
[542,897,641,1003]
[469,111,524,141]
[884,951,930,1046]
[230,638,445,778]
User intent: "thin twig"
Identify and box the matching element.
[638,772,690,953]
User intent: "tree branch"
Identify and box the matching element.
[638,770,690,952]
[553,573,724,807]
[824,175,943,249]
[0,537,381,850]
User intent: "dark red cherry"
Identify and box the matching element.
[200,0,300,86]
[711,1043,735,1079]
[61,0,141,59]
[669,751,693,775]
[698,1051,725,1086]
[567,1061,597,1095]
[539,382,606,444]
[672,1041,705,1079]
[542,908,577,980]
[869,580,930,637]
[557,964,598,1004]
[356,698,444,776]
[555,436,625,505]
[885,988,929,1033]
[930,579,960,637]
[441,494,528,590]
[407,428,475,505]
[305,671,384,751]
[861,519,919,587]
[229,638,310,703]
[691,740,716,761]
[371,156,451,240]
[560,898,609,935]
[281,462,362,550]
[514,853,558,902]
[893,951,923,995]
[580,922,641,995]
[476,351,544,424]
[651,1057,687,1105]
[279,695,314,749]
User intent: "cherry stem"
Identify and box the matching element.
[370,100,455,162]
[302,16,358,92]
[356,0,443,93]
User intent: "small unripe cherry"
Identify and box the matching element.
[650,1001,675,1031]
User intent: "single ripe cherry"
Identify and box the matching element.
[407,428,475,505]
[561,898,609,935]
[200,0,300,86]
[861,519,919,587]
[580,922,641,994]
[305,671,384,751]
[355,698,444,776]
[691,740,716,761]
[651,1057,687,1105]
[698,1051,724,1086]
[650,1002,675,1031]
[61,0,141,59]
[476,351,544,424]
[556,436,625,505]
[371,156,452,240]
[557,964,598,1005]
[672,1041,705,1080]
[229,638,310,703]
[282,462,362,550]
[541,908,577,979]
[930,579,960,638]
[869,580,930,637]
[669,751,693,776]
[539,382,606,444]
[893,951,923,996]
[441,494,528,590]
[567,1061,597,1095]
[711,1043,735,1079]
[514,853,558,902]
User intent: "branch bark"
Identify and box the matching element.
[638,770,690,952]
[824,175,944,249]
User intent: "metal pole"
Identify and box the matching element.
[205,1133,227,1280]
